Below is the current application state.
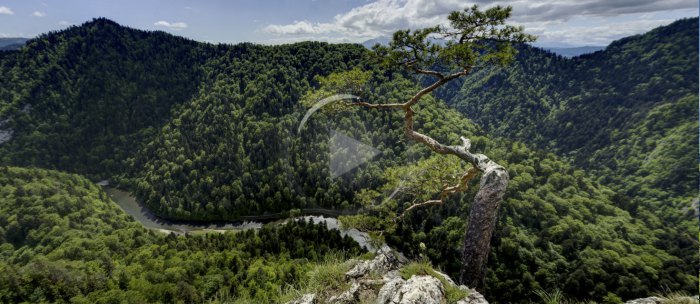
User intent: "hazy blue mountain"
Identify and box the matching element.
[544,45,605,57]
[0,38,29,50]
[362,36,391,48]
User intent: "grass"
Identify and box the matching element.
[399,261,469,304]
[280,254,475,304]
[277,252,357,303]
[532,289,606,304]
[655,291,698,304]
[533,289,575,304]
[532,289,699,304]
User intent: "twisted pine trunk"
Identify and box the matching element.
[404,106,509,288]
[353,73,509,288]
[459,159,508,288]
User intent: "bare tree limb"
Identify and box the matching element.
[347,101,405,109]
[411,67,445,79]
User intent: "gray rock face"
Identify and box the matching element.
[377,275,444,304]
[328,283,361,304]
[457,286,489,304]
[286,247,486,304]
[346,245,402,280]
[624,296,699,304]
[624,297,662,304]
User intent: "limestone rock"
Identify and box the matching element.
[456,286,489,304]
[377,275,444,304]
[286,293,316,304]
[376,277,405,303]
[287,247,487,304]
[328,282,360,304]
[346,245,402,280]
[624,297,662,304]
[624,295,699,304]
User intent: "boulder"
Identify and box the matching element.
[377,275,444,304]
[346,245,402,280]
[624,297,662,304]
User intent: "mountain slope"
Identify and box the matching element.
[0,166,364,303]
[0,18,209,177]
[441,17,698,229]
[443,18,698,196]
[543,46,604,57]
[0,38,28,51]
[433,19,699,301]
[0,18,696,303]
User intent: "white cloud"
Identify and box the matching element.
[265,21,342,35]
[32,11,46,17]
[154,20,188,30]
[263,0,470,39]
[58,20,71,26]
[262,0,699,45]
[0,6,14,15]
[533,18,676,46]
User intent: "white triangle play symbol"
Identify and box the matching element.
[329,130,381,178]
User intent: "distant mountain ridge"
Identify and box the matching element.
[0,37,29,51]
[437,18,699,287]
[0,17,696,303]
[362,37,605,57]
[542,45,604,57]
[441,17,698,193]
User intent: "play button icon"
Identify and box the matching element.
[297,94,382,178]
[329,130,381,178]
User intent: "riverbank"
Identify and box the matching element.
[102,186,377,251]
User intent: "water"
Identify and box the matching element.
[103,186,377,251]
[103,187,262,234]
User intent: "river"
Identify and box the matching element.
[103,186,378,251]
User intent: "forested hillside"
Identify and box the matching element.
[0,19,208,177]
[441,18,698,204]
[0,18,696,303]
[434,21,699,299]
[0,166,364,303]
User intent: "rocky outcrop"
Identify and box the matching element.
[457,287,489,304]
[377,276,444,304]
[624,297,663,304]
[624,295,699,304]
[345,245,404,279]
[286,245,488,304]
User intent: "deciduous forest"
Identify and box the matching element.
[0,14,697,304]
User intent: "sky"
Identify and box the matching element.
[0,0,697,47]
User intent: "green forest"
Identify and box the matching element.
[0,16,697,303]
[0,167,365,303]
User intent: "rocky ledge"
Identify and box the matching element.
[286,245,488,304]
[624,295,699,304]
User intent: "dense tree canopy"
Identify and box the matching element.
[0,166,364,303]
[0,16,696,303]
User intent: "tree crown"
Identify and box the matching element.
[372,5,536,76]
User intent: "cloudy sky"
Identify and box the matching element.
[0,0,697,47]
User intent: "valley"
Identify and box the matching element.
[0,9,697,304]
